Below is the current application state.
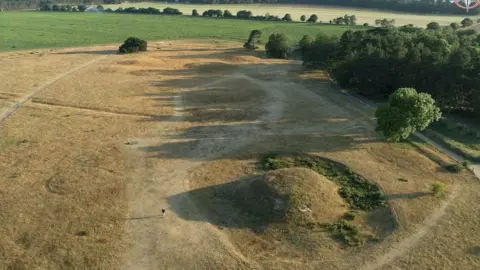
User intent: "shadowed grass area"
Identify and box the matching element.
[0,11,360,52]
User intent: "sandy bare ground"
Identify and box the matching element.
[0,41,479,269]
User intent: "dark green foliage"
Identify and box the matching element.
[282,13,292,22]
[243,29,262,50]
[450,22,461,30]
[445,164,463,173]
[300,33,336,68]
[236,10,252,19]
[332,14,357,25]
[461,18,474,27]
[97,5,104,11]
[77,5,86,12]
[300,15,306,22]
[326,220,364,246]
[202,9,223,17]
[298,35,313,58]
[104,8,113,13]
[426,22,440,30]
[375,18,395,27]
[265,33,291,59]
[163,7,182,15]
[192,9,199,16]
[71,7,77,12]
[52,4,59,11]
[363,23,369,27]
[224,10,233,18]
[261,153,387,211]
[119,37,147,54]
[306,14,318,23]
[376,88,441,142]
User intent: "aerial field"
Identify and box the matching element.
[0,40,479,269]
[0,11,358,52]
[106,3,477,26]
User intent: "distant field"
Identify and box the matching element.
[105,3,476,26]
[0,11,359,52]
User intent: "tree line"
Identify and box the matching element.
[298,22,480,117]
[3,0,477,15]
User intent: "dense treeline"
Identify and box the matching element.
[2,0,477,15]
[300,23,480,116]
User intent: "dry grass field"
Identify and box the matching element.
[0,40,479,269]
[106,3,477,27]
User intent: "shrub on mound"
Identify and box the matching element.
[119,37,147,54]
[234,168,347,227]
[265,33,291,59]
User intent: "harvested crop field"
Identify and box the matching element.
[0,40,479,269]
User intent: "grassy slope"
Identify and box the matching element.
[0,11,358,52]
[105,3,474,26]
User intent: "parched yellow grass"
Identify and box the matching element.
[106,3,477,26]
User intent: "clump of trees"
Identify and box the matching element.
[119,37,147,54]
[265,33,290,59]
[331,14,357,25]
[202,9,223,17]
[306,14,318,23]
[300,25,480,118]
[244,30,262,50]
[375,88,441,142]
[461,18,474,27]
[426,21,440,30]
[282,13,292,22]
[224,10,234,18]
[375,18,395,27]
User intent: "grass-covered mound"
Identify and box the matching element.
[261,168,348,226]
[262,153,387,211]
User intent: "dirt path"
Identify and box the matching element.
[0,55,108,123]
[122,68,287,269]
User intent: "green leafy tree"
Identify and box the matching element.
[192,9,199,16]
[77,5,86,12]
[119,37,148,54]
[282,13,292,22]
[450,22,460,30]
[224,10,233,18]
[97,5,104,11]
[265,33,290,59]
[300,15,306,22]
[426,22,440,30]
[461,18,473,27]
[375,88,442,142]
[307,14,318,23]
[244,29,262,50]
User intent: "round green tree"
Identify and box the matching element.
[300,15,306,22]
[426,22,440,30]
[375,88,441,142]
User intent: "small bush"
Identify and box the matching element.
[463,160,471,168]
[431,182,446,196]
[326,220,364,246]
[97,5,104,11]
[343,212,356,221]
[71,7,77,12]
[52,4,60,11]
[77,5,86,12]
[119,37,147,54]
[398,178,409,182]
[265,33,291,59]
[300,15,306,22]
[363,23,369,26]
[307,14,318,23]
[192,9,199,16]
[445,164,463,173]
[104,8,113,12]
[282,13,292,22]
